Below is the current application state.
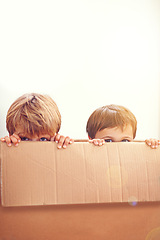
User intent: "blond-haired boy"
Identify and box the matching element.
[1,93,73,148]
[86,104,160,148]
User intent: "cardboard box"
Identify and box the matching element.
[0,141,160,240]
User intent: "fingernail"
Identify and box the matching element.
[58,145,61,149]
[63,145,66,148]
[15,143,18,147]
[8,143,11,147]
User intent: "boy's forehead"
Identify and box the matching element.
[96,125,134,137]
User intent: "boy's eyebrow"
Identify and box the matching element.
[101,135,132,139]
[121,136,133,139]
[101,136,113,139]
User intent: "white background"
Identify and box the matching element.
[0,0,160,140]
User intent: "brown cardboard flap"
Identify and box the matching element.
[1,141,160,207]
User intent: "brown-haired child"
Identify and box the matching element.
[86,104,160,148]
[1,93,73,149]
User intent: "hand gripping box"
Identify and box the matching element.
[0,141,160,240]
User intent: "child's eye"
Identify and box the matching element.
[21,137,30,141]
[121,139,130,142]
[105,139,113,142]
[39,137,49,141]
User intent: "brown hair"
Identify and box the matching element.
[86,104,137,139]
[6,93,61,136]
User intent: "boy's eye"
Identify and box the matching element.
[21,137,30,141]
[121,139,130,142]
[105,139,113,142]
[39,137,49,141]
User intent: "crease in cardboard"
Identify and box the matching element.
[144,149,150,202]
[132,148,139,202]
[1,145,7,206]
[136,146,148,202]
[124,144,139,202]
[23,150,57,205]
[27,157,56,173]
[106,143,122,203]
[116,144,123,203]
[69,149,73,204]
[87,146,100,203]
[105,145,112,203]
[82,143,87,203]
[88,147,99,203]
[54,145,58,204]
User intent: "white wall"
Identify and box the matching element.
[0,0,160,140]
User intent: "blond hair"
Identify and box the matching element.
[6,93,61,136]
[86,104,137,139]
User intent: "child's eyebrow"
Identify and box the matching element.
[102,136,113,139]
[121,136,132,139]
[101,136,132,139]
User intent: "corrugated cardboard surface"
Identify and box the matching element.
[1,141,160,240]
[1,141,160,207]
